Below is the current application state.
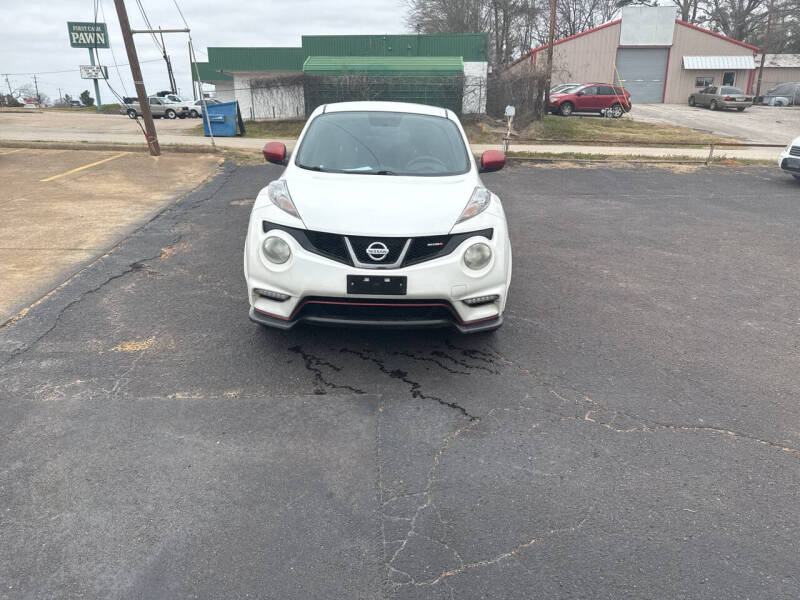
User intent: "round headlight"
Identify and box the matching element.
[463,243,492,270]
[262,236,291,264]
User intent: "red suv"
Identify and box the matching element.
[549,84,632,118]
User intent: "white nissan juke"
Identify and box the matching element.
[243,101,512,333]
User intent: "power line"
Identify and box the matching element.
[134,0,165,53]
[99,0,130,96]
[1,59,162,77]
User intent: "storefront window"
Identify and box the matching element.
[695,76,713,87]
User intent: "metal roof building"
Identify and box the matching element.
[506,6,759,104]
[194,34,488,118]
[753,54,800,93]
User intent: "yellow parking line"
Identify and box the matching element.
[0,149,23,155]
[40,152,129,182]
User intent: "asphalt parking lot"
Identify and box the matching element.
[631,103,800,144]
[2,162,800,598]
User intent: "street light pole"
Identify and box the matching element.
[113,0,160,156]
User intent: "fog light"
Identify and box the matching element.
[254,288,290,302]
[463,243,492,270]
[463,294,499,306]
[262,236,291,264]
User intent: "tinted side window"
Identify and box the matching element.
[597,86,615,95]
[581,87,598,95]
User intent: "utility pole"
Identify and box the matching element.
[113,0,160,156]
[58,87,63,104]
[541,0,557,114]
[159,27,177,94]
[755,0,774,99]
[33,74,41,105]
[5,74,12,95]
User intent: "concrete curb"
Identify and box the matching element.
[0,140,222,154]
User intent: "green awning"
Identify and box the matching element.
[302,56,464,77]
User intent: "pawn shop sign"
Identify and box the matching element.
[67,22,110,48]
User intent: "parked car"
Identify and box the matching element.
[548,84,632,118]
[778,136,800,180]
[188,98,221,118]
[122,96,191,119]
[761,82,800,106]
[244,101,512,333]
[550,83,581,94]
[688,86,753,111]
[68,100,83,108]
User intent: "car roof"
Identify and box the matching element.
[317,101,449,119]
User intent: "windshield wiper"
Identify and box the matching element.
[298,164,325,172]
[375,170,396,175]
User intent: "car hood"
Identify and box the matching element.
[285,171,477,236]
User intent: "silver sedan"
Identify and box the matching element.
[689,85,753,111]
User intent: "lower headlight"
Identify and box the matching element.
[262,236,291,264]
[463,243,492,270]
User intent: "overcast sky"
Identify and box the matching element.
[2,0,407,103]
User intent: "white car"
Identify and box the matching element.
[778,136,800,180]
[243,101,512,333]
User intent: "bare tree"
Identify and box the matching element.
[705,0,768,42]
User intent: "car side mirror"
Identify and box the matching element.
[263,141,288,165]
[479,150,505,173]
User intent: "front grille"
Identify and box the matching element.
[404,235,451,265]
[305,230,349,264]
[294,297,459,324]
[790,146,800,157]
[263,221,493,268]
[347,235,408,265]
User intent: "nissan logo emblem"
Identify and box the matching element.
[366,242,389,261]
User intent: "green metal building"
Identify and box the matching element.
[193,34,489,118]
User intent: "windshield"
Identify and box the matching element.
[294,111,470,176]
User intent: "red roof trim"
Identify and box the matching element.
[675,20,759,52]
[508,19,621,67]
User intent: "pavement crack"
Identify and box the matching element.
[0,253,162,369]
[340,349,476,420]
[414,505,595,587]
[387,414,491,572]
[577,410,800,455]
[288,346,366,395]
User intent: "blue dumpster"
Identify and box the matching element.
[202,100,246,137]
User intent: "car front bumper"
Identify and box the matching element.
[779,155,800,173]
[244,222,511,333]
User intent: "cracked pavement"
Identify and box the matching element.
[2,162,800,598]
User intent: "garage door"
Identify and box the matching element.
[615,48,668,103]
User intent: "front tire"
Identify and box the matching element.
[127,109,137,119]
[165,109,177,119]
[737,107,746,112]
[559,102,574,117]
[189,109,199,118]
[609,103,624,118]
[688,96,696,107]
